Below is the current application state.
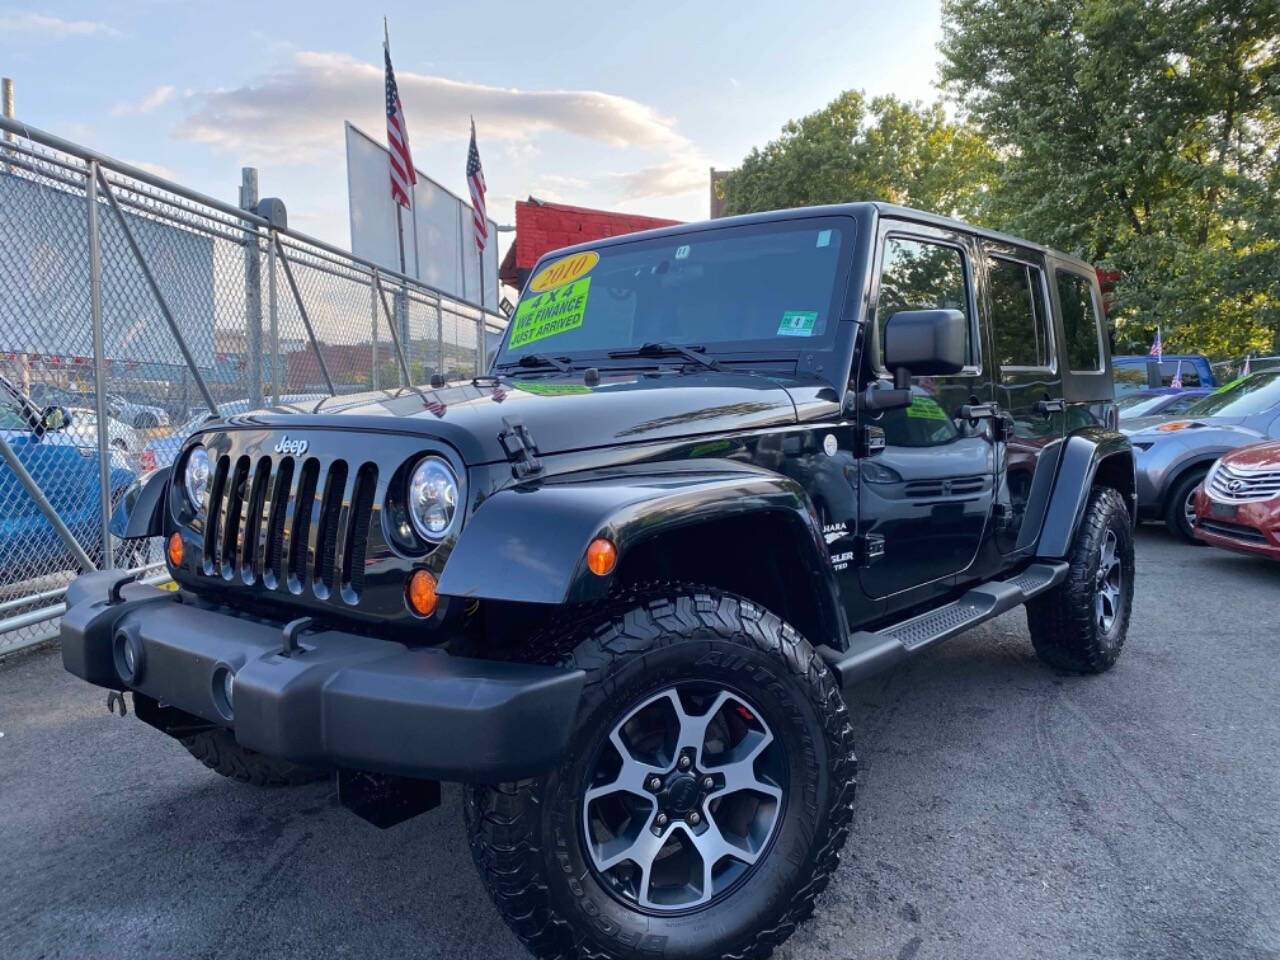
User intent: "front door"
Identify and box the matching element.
[981,244,1066,555]
[857,224,997,606]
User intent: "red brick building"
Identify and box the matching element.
[498,198,681,290]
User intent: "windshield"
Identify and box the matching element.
[1186,371,1280,417]
[1116,393,1170,416]
[498,217,853,363]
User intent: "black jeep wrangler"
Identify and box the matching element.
[62,203,1135,960]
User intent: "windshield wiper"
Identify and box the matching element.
[497,353,574,373]
[607,341,721,371]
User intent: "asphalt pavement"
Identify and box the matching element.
[2,527,1277,960]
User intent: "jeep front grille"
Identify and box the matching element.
[200,453,378,603]
[1209,462,1280,503]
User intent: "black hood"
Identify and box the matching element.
[212,370,810,465]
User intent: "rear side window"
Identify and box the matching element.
[876,236,973,368]
[988,256,1052,369]
[1158,361,1200,387]
[1055,271,1104,373]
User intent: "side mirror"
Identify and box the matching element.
[39,405,71,433]
[883,309,967,377]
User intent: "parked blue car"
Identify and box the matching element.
[0,376,136,583]
[1113,354,1216,396]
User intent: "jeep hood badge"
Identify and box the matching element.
[274,435,308,456]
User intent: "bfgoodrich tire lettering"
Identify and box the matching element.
[1026,486,1135,673]
[464,588,857,960]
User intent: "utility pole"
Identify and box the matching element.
[3,77,24,391]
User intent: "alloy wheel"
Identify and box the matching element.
[1094,528,1123,634]
[580,683,787,913]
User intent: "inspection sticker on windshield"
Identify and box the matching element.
[510,277,592,349]
[777,310,818,337]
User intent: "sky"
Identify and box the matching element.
[0,1,946,254]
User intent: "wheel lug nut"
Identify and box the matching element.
[648,776,662,791]
[678,755,692,770]
[688,811,701,825]
[702,776,714,790]
[656,813,668,827]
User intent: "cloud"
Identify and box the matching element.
[609,161,707,202]
[130,160,178,181]
[0,11,118,38]
[174,50,700,163]
[110,85,177,117]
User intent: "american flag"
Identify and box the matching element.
[466,117,488,252]
[1170,359,1183,389]
[1149,326,1162,360]
[384,42,415,208]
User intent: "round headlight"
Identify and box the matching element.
[408,456,460,541]
[184,445,210,511]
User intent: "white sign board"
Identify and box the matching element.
[345,122,498,311]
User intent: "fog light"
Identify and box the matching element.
[406,569,438,617]
[211,665,235,722]
[112,629,144,685]
[167,532,183,567]
[586,538,617,576]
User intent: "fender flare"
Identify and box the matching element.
[438,460,843,624]
[1035,429,1135,559]
[110,466,170,540]
[1155,449,1234,506]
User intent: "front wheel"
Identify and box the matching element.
[464,588,856,960]
[1164,468,1209,544]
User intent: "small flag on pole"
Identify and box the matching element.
[1149,326,1162,361]
[466,117,488,253]
[384,24,416,209]
[1243,356,1252,377]
[1170,359,1183,389]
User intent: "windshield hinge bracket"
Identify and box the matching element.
[499,417,543,479]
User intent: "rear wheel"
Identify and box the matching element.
[1027,486,1134,673]
[464,587,856,960]
[1164,468,1209,544]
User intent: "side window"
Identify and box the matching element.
[987,256,1052,369]
[876,236,973,369]
[1055,270,1104,373]
[1158,361,1200,387]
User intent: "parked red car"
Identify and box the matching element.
[1194,440,1280,559]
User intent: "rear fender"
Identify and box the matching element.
[438,460,841,612]
[1036,429,1135,558]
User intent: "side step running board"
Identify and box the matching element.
[818,562,1068,688]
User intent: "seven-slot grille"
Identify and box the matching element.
[200,452,378,603]
[1208,462,1280,503]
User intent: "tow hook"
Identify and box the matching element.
[106,690,129,717]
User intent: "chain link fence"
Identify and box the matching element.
[0,117,507,656]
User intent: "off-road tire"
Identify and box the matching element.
[1164,468,1209,544]
[464,587,857,960]
[180,729,325,787]
[1027,486,1134,673]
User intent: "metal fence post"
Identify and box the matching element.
[371,275,380,391]
[436,297,445,378]
[476,312,486,375]
[267,229,280,404]
[241,168,262,409]
[86,161,113,569]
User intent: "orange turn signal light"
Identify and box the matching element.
[586,538,617,576]
[406,569,439,617]
[1157,420,1193,432]
[167,532,183,567]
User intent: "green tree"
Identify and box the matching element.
[940,0,1280,356]
[720,91,998,222]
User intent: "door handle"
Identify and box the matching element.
[959,402,999,420]
[1034,398,1066,416]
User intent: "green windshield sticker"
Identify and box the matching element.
[906,396,948,420]
[510,277,592,349]
[1212,376,1245,395]
[777,310,818,337]
[511,382,592,397]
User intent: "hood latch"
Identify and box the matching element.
[499,417,543,479]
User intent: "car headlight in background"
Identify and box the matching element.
[183,445,210,511]
[408,456,460,540]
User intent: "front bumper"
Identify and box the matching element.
[1193,490,1280,560]
[60,571,585,781]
